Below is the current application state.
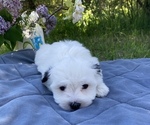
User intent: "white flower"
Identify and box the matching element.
[23,29,32,38]
[21,11,28,19]
[20,11,27,26]
[74,0,84,13]
[72,0,84,23]
[28,11,39,23]
[75,5,84,13]
[72,11,82,23]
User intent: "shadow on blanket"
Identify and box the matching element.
[0,49,150,125]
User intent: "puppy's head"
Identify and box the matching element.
[42,59,102,111]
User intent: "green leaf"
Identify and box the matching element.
[0,8,13,22]
[63,0,74,20]
[4,25,23,50]
[4,41,13,51]
[0,35,5,47]
[64,0,73,7]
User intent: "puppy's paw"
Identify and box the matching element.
[96,84,109,97]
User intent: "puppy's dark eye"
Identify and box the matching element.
[59,86,66,91]
[82,84,89,89]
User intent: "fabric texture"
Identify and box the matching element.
[0,49,150,125]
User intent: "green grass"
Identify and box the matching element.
[1,31,150,61]
[0,45,10,55]
[1,20,150,61]
[86,33,150,60]
[45,24,150,60]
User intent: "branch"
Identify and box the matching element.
[49,0,66,17]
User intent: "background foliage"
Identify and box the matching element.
[1,0,150,60]
[22,0,150,31]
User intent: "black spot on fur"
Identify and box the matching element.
[42,71,50,83]
[93,64,101,74]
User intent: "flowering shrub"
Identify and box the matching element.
[20,4,57,50]
[0,0,85,51]
[0,0,23,50]
[21,5,57,39]
[63,0,84,23]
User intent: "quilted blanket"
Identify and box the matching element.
[0,49,150,125]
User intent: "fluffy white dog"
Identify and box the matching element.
[35,40,109,110]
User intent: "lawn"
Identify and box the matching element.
[1,20,150,61]
[1,31,150,61]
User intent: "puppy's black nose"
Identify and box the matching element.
[70,102,81,110]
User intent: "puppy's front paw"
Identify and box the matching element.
[96,84,109,97]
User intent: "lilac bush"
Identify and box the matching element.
[2,0,22,22]
[0,16,11,34]
[0,0,23,50]
[0,1,57,50]
[0,0,83,50]
[36,5,49,17]
[36,5,57,34]
[22,4,57,39]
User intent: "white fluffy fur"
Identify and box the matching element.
[35,40,109,110]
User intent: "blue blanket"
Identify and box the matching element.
[0,49,150,125]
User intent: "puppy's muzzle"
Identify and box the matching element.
[69,102,81,110]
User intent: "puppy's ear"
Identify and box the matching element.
[92,64,101,75]
[42,71,50,83]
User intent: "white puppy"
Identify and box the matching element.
[35,40,109,110]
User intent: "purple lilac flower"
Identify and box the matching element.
[2,0,22,19]
[0,16,11,34]
[36,4,57,34]
[45,15,57,34]
[36,5,49,17]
